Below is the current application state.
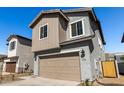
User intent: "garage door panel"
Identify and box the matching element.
[40,60,79,67]
[40,54,81,81]
[6,62,16,73]
[41,72,80,77]
[41,72,80,76]
[41,61,80,67]
[42,57,78,61]
[40,70,80,75]
[41,73,80,77]
[40,67,80,74]
[41,73,80,81]
[40,66,80,70]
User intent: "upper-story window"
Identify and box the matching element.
[70,20,84,38]
[39,24,48,39]
[9,41,16,51]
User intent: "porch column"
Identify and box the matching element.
[15,59,19,73]
[2,62,6,72]
[33,56,39,76]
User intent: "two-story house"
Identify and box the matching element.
[29,8,105,82]
[3,35,34,73]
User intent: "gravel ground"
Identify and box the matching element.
[0,76,80,86]
[93,75,124,86]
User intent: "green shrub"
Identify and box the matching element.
[84,79,93,86]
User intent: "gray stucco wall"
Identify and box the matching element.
[65,12,93,41]
[89,35,104,80]
[89,18,105,80]
[17,40,34,73]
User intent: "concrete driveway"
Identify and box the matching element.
[0,76,80,86]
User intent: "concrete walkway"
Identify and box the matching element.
[93,75,124,86]
[0,76,80,86]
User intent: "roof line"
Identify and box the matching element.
[7,35,32,42]
[29,9,69,28]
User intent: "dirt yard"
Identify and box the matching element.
[0,72,32,84]
[93,75,124,86]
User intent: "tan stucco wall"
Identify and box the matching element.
[32,14,60,52]
[58,15,68,43]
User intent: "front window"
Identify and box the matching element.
[71,20,83,37]
[9,41,16,51]
[39,25,48,39]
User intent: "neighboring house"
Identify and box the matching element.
[3,35,34,73]
[29,8,105,82]
[115,52,124,74]
[115,52,124,63]
[0,54,7,73]
[0,54,7,62]
[105,53,115,61]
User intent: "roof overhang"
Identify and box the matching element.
[89,8,106,45]
[7,35,17,41]
[7,35,32,42]
[95,20,106,45]
[29,9,69,28]
[80,9,106,45]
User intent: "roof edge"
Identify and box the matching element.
[29,9,69,28]
[7,35,32,42]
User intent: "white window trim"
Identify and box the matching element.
[69,18,85,39]
[39,23,48,40]
[9,40,17,51]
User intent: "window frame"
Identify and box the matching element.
[69,18,85,38]
[39,23,48,40]
[9,41,16,51]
